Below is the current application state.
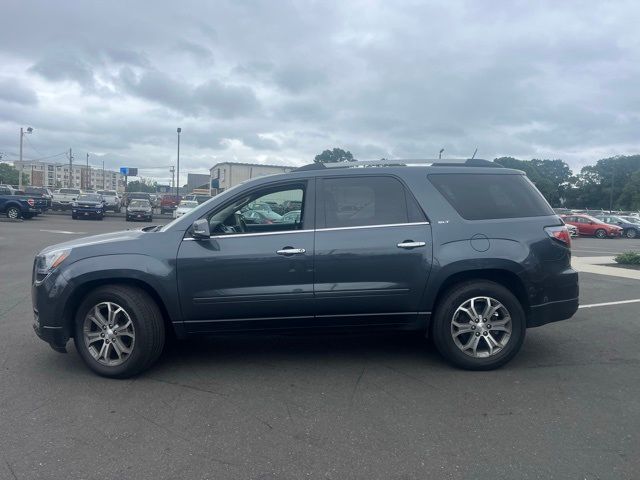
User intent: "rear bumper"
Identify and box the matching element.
[528,297,579,327]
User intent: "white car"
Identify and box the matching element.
[173,200,199,218]
[97,190,121,212]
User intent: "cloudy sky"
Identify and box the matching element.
[1,0,639,184]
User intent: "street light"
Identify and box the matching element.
[176,127,181,197]
[19,127,34,189]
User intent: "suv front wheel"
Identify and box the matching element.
[431,281,526,370]
[74,285,165,378]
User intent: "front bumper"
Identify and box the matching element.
[32,268,73,350]
[72,207,103,217]
[127,211,152,220]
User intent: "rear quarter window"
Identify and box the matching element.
[429,173,554,220]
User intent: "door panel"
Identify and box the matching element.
[177,231,314,332]
[176,179,315,333]
[314,224,432,324]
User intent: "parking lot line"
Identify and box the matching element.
[39,229,87,235]
[579,298,640,309]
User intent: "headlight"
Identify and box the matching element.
[35,248,71,278]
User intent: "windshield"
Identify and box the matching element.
[179,201,199,208]
[98,190,116,196]
[129,200,150,208]
[622,216,640,224]
[77,194,101,202]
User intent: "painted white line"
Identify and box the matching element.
[579,299,640,309]
[40,229,86,235]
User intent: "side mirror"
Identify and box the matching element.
[191,219,210,239]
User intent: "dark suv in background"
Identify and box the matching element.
[32,159,579,377]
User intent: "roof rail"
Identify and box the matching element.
[293,158,501,171]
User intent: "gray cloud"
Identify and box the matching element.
[0,0,638,181]
[0,78,38,105]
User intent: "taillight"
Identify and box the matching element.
[27,198,35,207]
[545,225,571,247]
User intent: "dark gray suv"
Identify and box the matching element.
[32,159,579,377]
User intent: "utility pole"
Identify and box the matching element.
[68,148,73,188]
[170,166,175,191]
[18,127,33,189]
[85,153,90,190]
[176,127,181,197]
[102,160,105,190]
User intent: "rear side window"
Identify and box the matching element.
[429,173,554,220]
[321,176,425,228]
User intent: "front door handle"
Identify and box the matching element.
[276,247,306,256]
[397,241,426,249]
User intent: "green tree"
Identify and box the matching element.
[126,178,157,193]
[0,162,29,186]
[494,157,572,206]
[314,148,355,163]
[617,171,640,210]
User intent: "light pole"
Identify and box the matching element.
[18,127,34,189]
[439,148,445,160]
[176,127,181,197]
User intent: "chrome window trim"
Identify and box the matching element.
[316,221,429,232]
[182,221,429,241]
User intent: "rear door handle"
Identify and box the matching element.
[397,241,426,249]
[276,247,306,255]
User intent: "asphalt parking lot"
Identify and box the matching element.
[1,215,639,480]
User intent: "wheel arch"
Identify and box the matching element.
[62,277,178,340]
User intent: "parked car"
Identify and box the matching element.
[97,190,121,213]
[594,214,640,239]
[122,192,152,208]
[32,159,579,378]
[281,209,301,224]
[160,194,181,214]
[71,194,105,220]
[126,199,153,222]
[183,194,212,205]
[0,185,40,219]
[52,188,82,210]
[561,214,623,238]
[24,187,53,212]
[174,200,199,218]
[566,224,578,238]
[242,209,283,224]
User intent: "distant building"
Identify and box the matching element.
[209,162,295,192]
[13,160,125,192]
[186,173,210,193]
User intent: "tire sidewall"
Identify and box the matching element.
[595,229,606,238]
[74,288,151,378]
[432,282,526,370]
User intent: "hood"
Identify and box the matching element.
[39,229,147,255]
[76,200,102,206]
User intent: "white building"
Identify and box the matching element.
[13,160,125,192]
[209,162,295,193]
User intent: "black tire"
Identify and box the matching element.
[73,285,165,378]
[431,280,526,371]
[125,216,130,222]
[71,214,77,220]
[594,229,607,239]
[6,206,21,219]
[625,229,637,239]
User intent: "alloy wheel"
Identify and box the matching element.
[450,296,512,358]
[83,302,135,367]
[7,207,19,219]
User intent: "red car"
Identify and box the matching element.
[160,194,181,214]
[561,214,623,239]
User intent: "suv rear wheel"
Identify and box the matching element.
[73,285,165,378]
[431,281,526,370]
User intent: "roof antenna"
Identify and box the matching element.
[471,147,478,159]
[438,148,445,159]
